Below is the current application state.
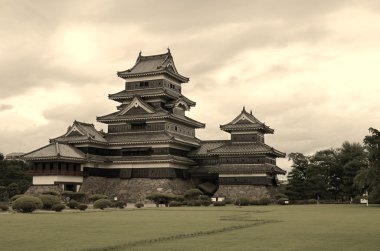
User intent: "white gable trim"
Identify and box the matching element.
[64,124,85,137]
[175,99,190,111]
[119,97,155,115]
[231,113,256,124]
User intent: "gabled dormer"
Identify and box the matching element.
[118,96,155,116]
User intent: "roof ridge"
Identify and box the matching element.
[139,51,170,60]
[201,140,229,143]
[74,120,94,126]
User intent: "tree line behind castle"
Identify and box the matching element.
[0,127,379,212]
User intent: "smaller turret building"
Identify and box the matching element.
[23,50,285,201]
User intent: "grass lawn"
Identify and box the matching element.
[0,204,379,251]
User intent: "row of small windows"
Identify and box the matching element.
[109,123,165,133]
[78,147,188,157]
[231,134,264,143]
[220,157,275,164]
[125,80,181,92]
[197,157,275,165]
[31,162,80,172]
[108,122,195,136]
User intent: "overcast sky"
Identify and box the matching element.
[1,0,380,172]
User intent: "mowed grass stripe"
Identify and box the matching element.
[81,220,279,251]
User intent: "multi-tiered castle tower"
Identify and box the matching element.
[23,49,285,201]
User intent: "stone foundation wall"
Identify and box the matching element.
[24,185,63,196]
[214,185,276,199]
[80,177,193,203]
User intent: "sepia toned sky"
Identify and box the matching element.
[1,0,380,172]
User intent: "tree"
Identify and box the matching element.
[309,149,342,200]
[337,142,367,200]
[0,159,32,193]
[354,128,380,199]
[0,153,4,161]
[285,153,310,200]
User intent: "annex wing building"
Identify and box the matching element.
[23,50,286,201]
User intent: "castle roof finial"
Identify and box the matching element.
[250,109,252,115]
[242,105,246,112]
[139,51,142,57]
[167,47,171,53]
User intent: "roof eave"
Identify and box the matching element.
[117,70,189,83]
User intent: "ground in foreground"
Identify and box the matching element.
[0,205,379,251]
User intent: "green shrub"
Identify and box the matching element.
[116,201,126,209]
[10,194,23,202]
[258,197,271,205]
[201,200,211,206]
[224,198,235,205]
[42,191,60,196]
[38,194,61,210]
[62,191,86,202]
[7,183,20,198]
[68,199,79,209]
[0,202,9,211]
[277,198,289,205]
[135,203,144,208]
[174,195,184,202]
[109,201,118,208]
[307,199,317,204]
[352,196,361,204]
[213,201,226,206]
[78,204,88,211]
[89,194,108,202]
[93,199,112,210]
[168,201,182,207]
[52,204,65,212]
[199,195,211,206]
[199,195,210,201]
[146,193,176,207]
[187,200,202,206]
[12,196,43,213]
[250,198,271,205]
[235,198,250,206]
[184,189,203,200]
[274,192,289,201]
[250,199,260,205]
[293,199,318,205]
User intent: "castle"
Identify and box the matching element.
[23,50,286,202]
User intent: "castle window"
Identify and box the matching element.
[131,122,147,130]
[174,126,178,131]
[139,81,149,88]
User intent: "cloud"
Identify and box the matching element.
[0,0,379,178]
[0,104,12,112]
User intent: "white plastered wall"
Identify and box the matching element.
[33,175,83,185]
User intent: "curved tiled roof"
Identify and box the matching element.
[108,87,196,107]
[117,50,189,83]
[51,121,107,144]
[189,140,229,156]
[23,142,85,161]
[220,108,274,134]
[208,142,285,157]
[97,111,205,128]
